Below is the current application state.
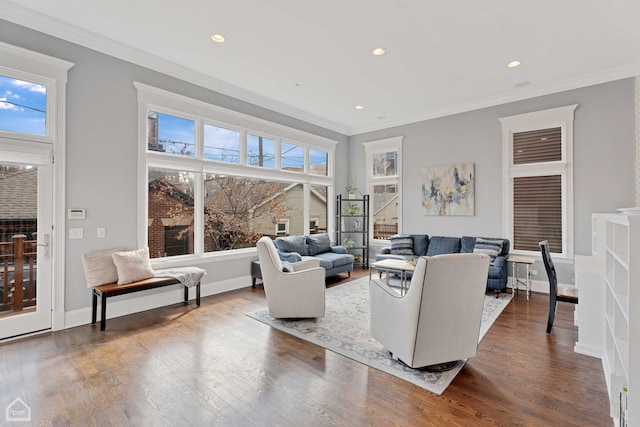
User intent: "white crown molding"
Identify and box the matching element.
[349,62,640,136]
[3,0,640,137]
[0,1,352,135]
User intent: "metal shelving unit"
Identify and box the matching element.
[336,194,369,268]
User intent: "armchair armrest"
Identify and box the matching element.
[277,250,303,263]
[292,259,321,271]
[330,245,347,254]
[379,247,391,254]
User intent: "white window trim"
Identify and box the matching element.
[0,42,74,331]
[363,136,403,240]
[276,219,290,236]
[499,105,577,260]
[135,82,336,261]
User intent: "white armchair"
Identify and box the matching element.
[369,253,490,369]
[256,236,326,318]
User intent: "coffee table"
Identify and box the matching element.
[370,259,416,295]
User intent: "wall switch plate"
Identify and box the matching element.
[69,228,83,239]
[97,228,106,238]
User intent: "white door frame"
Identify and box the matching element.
[0,42,72,335]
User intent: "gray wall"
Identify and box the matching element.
[1,18,636,310]
[0,19,349,311]
[349,79,636,283]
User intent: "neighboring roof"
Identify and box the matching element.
[0,168,37,219]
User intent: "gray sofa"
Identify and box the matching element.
[376,234,510,295]
[274,234,354,278]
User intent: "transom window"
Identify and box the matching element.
[0,74,47,137]
[136,83,335,259]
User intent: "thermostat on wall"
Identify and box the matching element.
[68,208,86,219]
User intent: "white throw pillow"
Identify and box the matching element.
[111,247,155,284]
[82,248,124,288]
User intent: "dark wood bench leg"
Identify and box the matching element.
[91,290,98,325]
[184,285,189,304]
[100,292,107,331]
[196,282,201,306]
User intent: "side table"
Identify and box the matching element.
[251,260,262,287]
[370,259,416,296]
[508,255,535,300]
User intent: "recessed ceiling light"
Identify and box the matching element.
[507,60,521,68]
[372,47,386,56]
[211,33,226,43]
[355,105,364,110]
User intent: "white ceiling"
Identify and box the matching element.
[3,0,640,135]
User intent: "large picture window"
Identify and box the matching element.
[500,105,576,258]
[136,83,335,259]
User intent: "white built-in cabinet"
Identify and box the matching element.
[573,214,605,357]
[602,213,638,426]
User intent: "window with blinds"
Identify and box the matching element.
[513,175,562,252]
[500,105,575,257]
[512,127,563,251]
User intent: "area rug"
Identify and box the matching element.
[247,276,512,395]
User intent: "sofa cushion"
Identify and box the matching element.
[315,251,354,267]
[306,233,331,256]
[411,234,429,256]
[461,236,476,253]
[390,234,414,255]
[275,235,308,256]
[301,255,332,270]
[473,237,504,263]
[426,236,461,255]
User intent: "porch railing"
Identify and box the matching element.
[0,235,37,313]
[373,223,398,240]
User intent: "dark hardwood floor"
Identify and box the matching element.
[0,270,611,426]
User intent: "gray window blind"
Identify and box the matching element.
[513,128,561,164]
[513,175,562,252]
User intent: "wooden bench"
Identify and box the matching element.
[91,276,201,331]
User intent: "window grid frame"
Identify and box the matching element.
[136,82,336,261]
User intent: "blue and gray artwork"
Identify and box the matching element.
[421,163,474,216]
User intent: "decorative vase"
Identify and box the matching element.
[348,193,356,199]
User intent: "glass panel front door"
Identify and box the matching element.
[0,158,52,340]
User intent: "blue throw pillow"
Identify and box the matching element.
[275,235,308,256]
[306,233,331,256]
[473,237,504,263]
[390,234,414,255]
[426,236,461,256]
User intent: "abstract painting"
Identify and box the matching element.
[421,163,474,216]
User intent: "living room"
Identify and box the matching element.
[0,1,638,425]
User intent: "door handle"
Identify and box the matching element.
[37,233,50,259]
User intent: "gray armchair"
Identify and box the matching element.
[369,253,490,369]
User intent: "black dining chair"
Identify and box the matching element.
[539,240,578,334]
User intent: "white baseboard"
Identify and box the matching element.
[574,343,602,359]
[64,275,251,329]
